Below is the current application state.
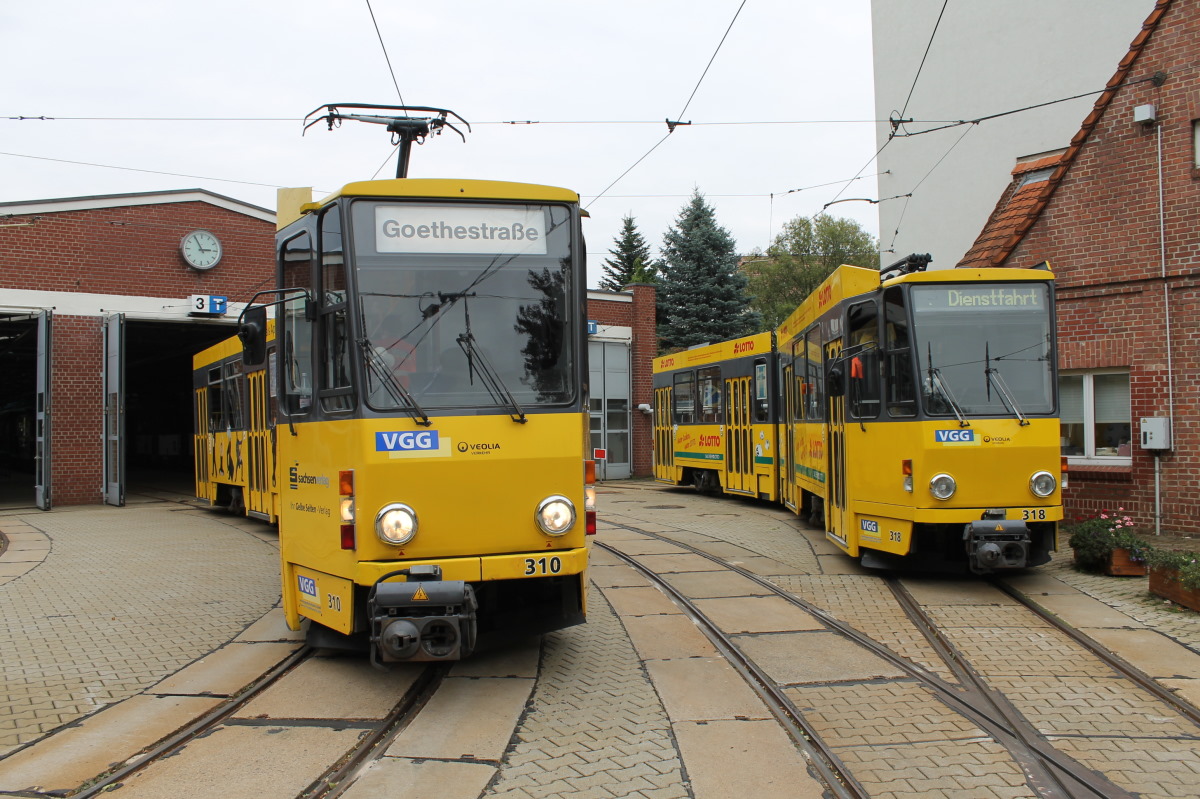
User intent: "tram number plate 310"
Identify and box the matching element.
[524,556,563,576]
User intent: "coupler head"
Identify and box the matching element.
[368,565,478,665]
[964,517,1031,574]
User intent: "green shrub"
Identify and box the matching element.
[1067,508,1149,572]
[1146,548,1200,591]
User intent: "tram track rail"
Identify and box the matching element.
[64,646,447,799]
[595,540,868,799]
[598,518,1197,799]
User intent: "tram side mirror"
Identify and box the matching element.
[827,365,846,397]
[238,305,268,367]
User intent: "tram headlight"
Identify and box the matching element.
[535,495,576,536]
[376,503,419,545]
[1029,470,1057,498]
[929,473,957,500]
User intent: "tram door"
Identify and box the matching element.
[724,376,753,494]
[824,339,849,549]
[34,310,53,510]
[103,313,125,507]
[780,360,796,511]
[653,386,673,481]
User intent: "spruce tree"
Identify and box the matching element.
[599,215,654,291]
[657,191,760,350]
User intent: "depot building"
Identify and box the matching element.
[0,189,655,510]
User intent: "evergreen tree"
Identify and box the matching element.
[746,213,877,329]
[657,191,760,350]
[599,215,654,291]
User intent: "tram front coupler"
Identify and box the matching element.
[368,565,477,665]
[964,513,1031,573]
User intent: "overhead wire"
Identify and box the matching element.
[365,0,406,107]
[586,0,747,209]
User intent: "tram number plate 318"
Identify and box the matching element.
[523,556,563,576]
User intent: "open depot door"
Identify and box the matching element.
[103,313,125,507]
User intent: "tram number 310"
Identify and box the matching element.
[524,556,563,576]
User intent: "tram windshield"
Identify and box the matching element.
[350,201,576,411]
[909,283,1054,417]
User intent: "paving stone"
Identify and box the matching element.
[485,584,688,799]
[0,505,281,751]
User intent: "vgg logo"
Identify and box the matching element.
[934,429,976,443]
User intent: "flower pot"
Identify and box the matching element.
[1105,547,1147,576]
[1149,566,1200,611]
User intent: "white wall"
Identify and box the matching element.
[871,0,1155,269]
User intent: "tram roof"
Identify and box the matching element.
[311,179,580,208]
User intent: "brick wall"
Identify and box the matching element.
[0,201,276,301]
[49,315,104,505]
[1002,3,1200,533]
[587,284,658,477]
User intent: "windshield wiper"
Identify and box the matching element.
[926,343,969,426]
[362,339,431,426]
[984,342,1029,426]
[457,331,527,423]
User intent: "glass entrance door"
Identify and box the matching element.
[588,340,631,480]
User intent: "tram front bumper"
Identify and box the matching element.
[964,518,1031,573]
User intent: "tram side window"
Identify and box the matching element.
[207,367,223,431]
[673,372,695,424]
[884,287,917,417]
[319,207,353,413]
[847,301,881,420]
[753,359,769,422]
[223,361,245,430]
[280,230,315,416]
[697,366,721,423]
[803,327,824,421]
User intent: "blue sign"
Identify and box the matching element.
[190,294,228,315]
[376,430,441,452]
[587,320,598,335]
[935,429,976,443]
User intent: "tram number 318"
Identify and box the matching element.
[524,556,563,576]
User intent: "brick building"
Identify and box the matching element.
[0,190,276,508]
[586,284,658,479]
[0,190,657,509]
[958,0,1195,533]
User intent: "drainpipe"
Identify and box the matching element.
[1155,118,1172,536]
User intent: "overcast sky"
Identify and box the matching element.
[1,1,877,288]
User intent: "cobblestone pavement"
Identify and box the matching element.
[3,479,1198,799]
[0,497,280,756]
[486,584,689,799]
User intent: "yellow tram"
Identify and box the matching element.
[655,255,1063,574]
[652,331,780,502]
[195,162,593,662]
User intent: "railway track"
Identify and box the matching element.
[64,649,447,799]
[597,509,1200,799]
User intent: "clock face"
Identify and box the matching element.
[181,230,223,270]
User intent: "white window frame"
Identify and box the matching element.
[1059,369,1132,466]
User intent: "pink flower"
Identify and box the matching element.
[1100,514,1109,519]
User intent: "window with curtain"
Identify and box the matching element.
[1059,370,1131,461]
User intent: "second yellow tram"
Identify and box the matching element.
[655,255,1063,574]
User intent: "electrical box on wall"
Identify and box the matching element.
[1140,417,1171,450]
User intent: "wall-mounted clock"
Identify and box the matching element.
[180,230,223,270]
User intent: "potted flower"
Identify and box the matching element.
[1067,508,1149,576]
[1146,549,1200,612]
